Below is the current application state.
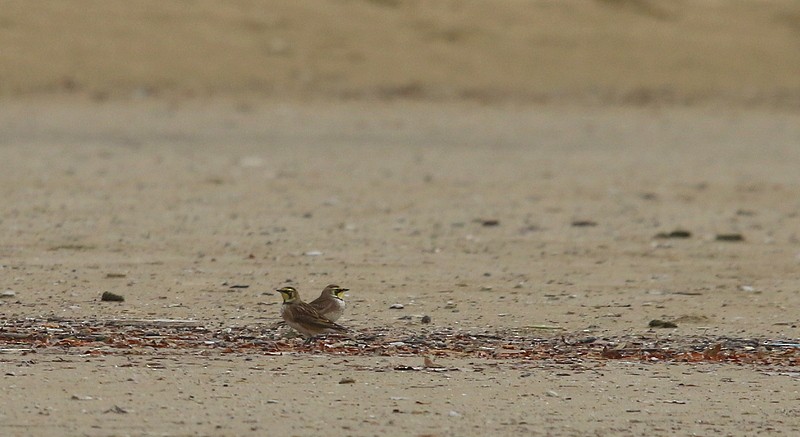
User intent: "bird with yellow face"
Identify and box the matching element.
[309,284,348,322]
[276,286,348,343]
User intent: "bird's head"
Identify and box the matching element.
[276,286,299,303]
[324,284,349,300]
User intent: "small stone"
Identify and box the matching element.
[421,315,432,324]
[424,356,443,368]
[546,390,560,398]
[0,290,16,298]
[339,377,356,384]
[101,292,124,302]
[304,250,323,256]
[654,230,692,239]
[448,410,461,417]
[716,233,744,242]
[389,303,404,309]
[105,273,127,278]
[648,319,678,328]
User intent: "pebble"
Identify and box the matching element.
[0,290,16,298]
[389,303,404,309]
[101,291,125,302]
[716,233,744,242]
[104,405,128,414]
[654,230,692,239]
[649,319,678,328]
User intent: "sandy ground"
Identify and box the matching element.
[1,1,800,436]
[1,100,799,436]
[1,1,800,106]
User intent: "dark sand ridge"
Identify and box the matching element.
[1,0,799,107]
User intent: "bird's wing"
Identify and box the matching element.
[293,305,348,332]
[309,298,336,314]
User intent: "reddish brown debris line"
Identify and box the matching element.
[0,318,797,365]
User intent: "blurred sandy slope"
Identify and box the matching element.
[0,0,799,107]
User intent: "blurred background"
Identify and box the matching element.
[1,0,799,107]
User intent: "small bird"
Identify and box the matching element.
[276,286,347,343]
[309,284,348,322]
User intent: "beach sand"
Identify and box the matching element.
[1,2,799,436]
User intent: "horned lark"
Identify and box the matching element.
[276,286,347,342]
[309,284,348,322]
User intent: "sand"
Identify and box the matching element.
[1,1,800,106]
[1,100,798,436]
[1,2,800,436]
